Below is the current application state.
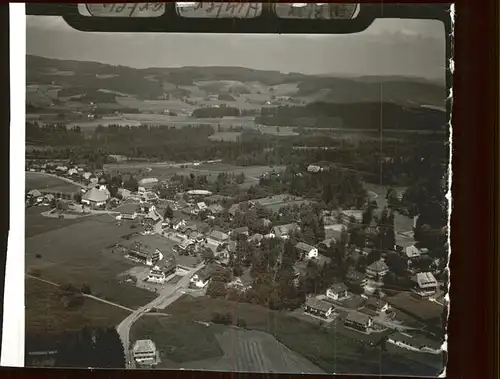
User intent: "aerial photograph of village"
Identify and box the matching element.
[24,7,449,376]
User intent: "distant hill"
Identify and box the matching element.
[26,55,446,108]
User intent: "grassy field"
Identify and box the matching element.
[130,316,223,364]
[104,162,283,186]
[26,277,130,336]
[166,296,444,375]
[26,206,85,238]
[116,97,196,112]
[208,131,242,142]
[26,172,82,194]
[25,214,157,309]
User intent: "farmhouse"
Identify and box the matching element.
[208,204,224,215]
[295,242,319,260]
[119,203,138,220]
[206,230,230,246]
[303,298,334,319]
[138,178,158,193]
[344,312,373,334]
[133,339,157,365]
[412,272,438,298]
[307,164,322,173]
[273,223,300,239]
[81,187,109,208]
[196,202,208,212]
[125,241,162,266]
[143,208,163,234]
[163,254,177,276]
[147,266,166,284]
[366,260,389,279]
[346,270,368,287]
[339,210,363,225]
[190,265,214,288]
[387,332,442,354]
[326,283,349,301]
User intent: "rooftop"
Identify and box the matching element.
[82,187,109,203]
[415,272,438,288]
[133,339,156,354]
[305,298,333,313]
[345,312,372,326]
[367,260,389,273]
[328,282,349,294]
[208,230,229,241]
[295,241,316,252]
[273,223,300,237]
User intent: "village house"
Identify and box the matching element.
[146,266,166,284]
[81,187,109,209]
[196,202,208,212]
[346,270,368,287]
[67,168,78,177]
[125,241,162,266]
[273,223,300,240]
[232,226,249,238]
[295,242,319,260]
[163,258,177,278]
[208,203,224,215]
[43,193,55,205]
[326,283,349,301]
[206,230,230,247]
[138,178,158,193]
[303,298,334,319]
[344,312,373,334]
[339,210,363,225]
[404,245,422,267]
[82,172,92,181]
[143,208,164,234]
[412,272,438,298]
[366,260,389,279]
[133,339,157,365]
[179,238,196,254]
[190,265,214,288]
[118,203,138,220]
[363,297,390,315]
[387,332,442,354]
[307,164,322,173]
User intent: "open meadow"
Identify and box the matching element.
[25,213,157,309]
[26,277,130,337]
[26,172,82,194]
[165,296,443,375]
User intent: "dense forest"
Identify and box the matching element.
[256,102,447,130]
[26,121,447,187]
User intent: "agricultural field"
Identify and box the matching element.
[166,296,443,375]
[26,206,85,238]
[130,317,224,364]
[257,125,299,136]
[117,97,195,113]
[208,131,242,142]
[26,277,130,336]
[26,172,83,194]
[25,214,158,309]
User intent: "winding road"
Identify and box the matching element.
[116,262,205,369]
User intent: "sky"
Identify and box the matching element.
[26,15,446,81]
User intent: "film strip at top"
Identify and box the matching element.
[82,3,360,19]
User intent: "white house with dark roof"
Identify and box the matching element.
[295,242,319,260]
[366,260,389,279]
[344,312,373,334]
[133,339,157,365]
[206,230,230,246]
[304,298,334,319]
[273,223,300,240]
[363,297,390,315]
[412,272,438,297]
[326,283,349,301]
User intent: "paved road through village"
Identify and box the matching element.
[117,262,205,369]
